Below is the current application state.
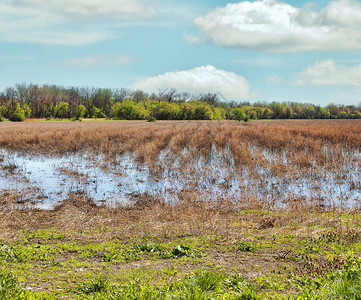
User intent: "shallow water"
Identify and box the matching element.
[0,147,360,209]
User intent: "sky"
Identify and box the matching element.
[1,0,361,105]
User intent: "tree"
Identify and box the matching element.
[262,108,273,119]
[113,88,131,102]
[111,100,149,120]
[0,105,8,119]
[9,105,25,122]
[165,88,178,103]
[55,102,70,119]
[150,102,180,120]
[231,108,246,121]
[131,90,148,103]
[193,102,214,120]
[319,108,331,119]
[74,105,86,120]
[198,93,220,106]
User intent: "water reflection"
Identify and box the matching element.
[0,147,360,209]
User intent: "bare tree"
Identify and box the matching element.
[4,87,17,101]
[113,88,132,102]
[157,88,166,103]
[179,92,192,101]
[197,93,220,105]
[165,88,178,103]
[131,89,148,103]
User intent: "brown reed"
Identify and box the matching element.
[0,120,360,171]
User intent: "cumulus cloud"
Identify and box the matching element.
[296,60,361,86]
[58,53,135,67]
[0,0,156,45]
[193,0,361,52]
[133,65,251,99]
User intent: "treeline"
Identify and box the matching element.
[0,83,361,121]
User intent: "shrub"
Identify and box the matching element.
[9,106,26,122]
[9,113,25,122]
[148,117,157,122]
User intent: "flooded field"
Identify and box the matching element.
[0,120,360,209]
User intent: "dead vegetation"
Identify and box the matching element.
[0,120,360,168]
[0,119,360,209]
[0,192,342,241]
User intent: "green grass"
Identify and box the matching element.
[1,209,361,298]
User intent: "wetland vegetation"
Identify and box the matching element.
[0,119,361,299]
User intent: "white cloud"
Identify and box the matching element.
[296,60,361,86]
[133,65,251,99]
[3,30,112,46]
[266,74,283,84]
[0,0,156,45]
[183,31,202,45]
[193,0,361,52]
[5,0,156,20]
[58,53,135,67]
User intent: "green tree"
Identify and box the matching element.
[9,105,26,122]
[92,107,106,119]
[111,100,149,120]
[319,108,331,119]
[262,108,273,119]
[22,103,31,118]
[55,102,70,119]
[337,111,348,119]
[0,105,7,119]
[231,108,246,121]
[150,102,180,120]
[212,107,226,120]
[74,105,86,120]
[193,102,214,120]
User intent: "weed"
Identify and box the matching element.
[0,272,27,299]
[171,245,202,258]
[317,267,361,299]
[102,253,117,262]
[77,277,108,294]
[0,244,23,262]
[238,242,256,253]
[134,243,163,253]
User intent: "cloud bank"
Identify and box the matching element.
[133,65,251,99]
[296,60,361,86]
[194,0,361,52]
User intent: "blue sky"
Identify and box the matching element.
[1,0,361,105]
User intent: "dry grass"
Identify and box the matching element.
[0,120,359,180]
[0,193,324,241]
[0,120,359,163]
[0,119,360,209]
